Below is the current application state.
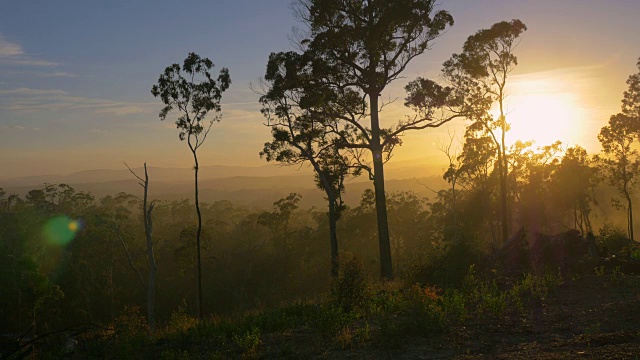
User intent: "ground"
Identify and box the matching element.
[261,273,640,359]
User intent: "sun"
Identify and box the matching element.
[495,77,589,148]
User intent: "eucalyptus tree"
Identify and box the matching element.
[550,146,597,235]
[259,51,352,277]
[442,19,527,243]
[595,60,640,241]
[151,52,230,318]
[289,0,458,279]
[597,114,640,241]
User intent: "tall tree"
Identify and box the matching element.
[550,146,597,235]
[596,60,640,241]
[292,0,456,279]
[597,114,640,241]
[442,19,527,243]
[259,51,353,277]
[151,52,231,318]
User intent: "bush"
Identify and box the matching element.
[408,237,484,289]
[375,284,447,346]
[109,305,150,359]
[598,223,630,253]
[402,284,447,335]
[232,326,261,356]
[114,305,149,339]
[166,299,198,334]
[330,254,371,313]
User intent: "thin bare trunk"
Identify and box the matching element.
[142,164,157,336]
[192,147,204,320]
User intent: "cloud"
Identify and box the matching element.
[0,87,155,115]
[0,34,23,56]
[88,128,107,133]
[0,88,68,96]
[0,33,57,66]
[37,71,78,78]
[0,124,41,132]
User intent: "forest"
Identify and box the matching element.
[2,0,640,359]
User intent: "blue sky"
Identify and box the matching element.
[1,0,639,178]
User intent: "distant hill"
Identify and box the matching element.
[1,159,449,208]
[0,164,308,187]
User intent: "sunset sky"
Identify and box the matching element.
[1,0,639,179]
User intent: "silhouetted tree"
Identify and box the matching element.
[597,113,640,241]
[551,146,597,235]
[511,141,562,233]
[258,193,303,254]
[151,52,231,318]
[259,51,353,277]
[454,133,500,243]
[443,19,527,243]
[289,0,456,279]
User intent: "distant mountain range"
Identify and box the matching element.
[1,164,306,187]
[1,158,449,208]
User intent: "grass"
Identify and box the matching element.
[31,262,571,359]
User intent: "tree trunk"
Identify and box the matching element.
[142,164,157,336]
[498,144,509,244]
[499,119,509,243]
[370,93,393,279]
[627,192,634,241]
[310,159,340,278]
[192,148,204,320]
[328,194,339,278]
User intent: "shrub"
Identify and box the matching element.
[166,299,198,334]
[402,284,447,335]
[598,223,630,253]
[441,289,466,322]
[311,304,353,337]
[114,305,148,339]
[232,326,261,356]
[110,305,150,359]
[330,254,371,313]
[408,237,484,289]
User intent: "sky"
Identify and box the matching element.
[1,0,639,179]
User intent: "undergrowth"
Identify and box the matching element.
[61,258,570,359]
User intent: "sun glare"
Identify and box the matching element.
[496,78,588,148]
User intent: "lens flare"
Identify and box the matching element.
[44,216,81,246]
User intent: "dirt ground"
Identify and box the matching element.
[270,273,640,359]
[388,275,637,359]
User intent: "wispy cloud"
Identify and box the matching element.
[88,128,107,133]
[0,87,155,115]
[0,124,41,132]
[0,35,22,56]
[37,71,78,78]
[0,33,57,66]
[0,88,67,96]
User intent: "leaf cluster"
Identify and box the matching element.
[151,52,231,143]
